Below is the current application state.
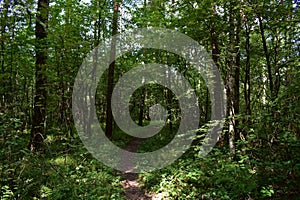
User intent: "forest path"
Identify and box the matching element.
[120,138,155,200]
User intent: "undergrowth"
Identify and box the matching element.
[137,127,300,200]
[0,117,127,200]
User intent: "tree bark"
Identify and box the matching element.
[138,87,145,126]
[234,5,241,139]
[226,1,240,156]
[166,66,173,131]
[105,1,119,139]
[0,0,10,111]
[227,1,235,156]
[29,0,50,151]
[258,13,273,99]
[244,20,251,116]
[87,2,102,136]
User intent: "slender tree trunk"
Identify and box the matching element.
[29,0,50,151]
[88,4,102,136]
[210,0,224,144]
[234,6,241,140]
[0,0,10,111]
[244,20,251,116]
[138,87,145,126]
[138,52,146,126]
[273,30,281,99]
[87,44,98,136]
[205,88,209,121]
[226,1,240,156]
[211,22,219,67]
[210,0,220,69]
[258,12,280,141]
[258,14,273,99]
[105,1,119,139]
[57,38,64,127]
[166,66,173,131]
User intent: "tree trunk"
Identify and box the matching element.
[138,87,145,126]
[166,66,173,131]
[244,20,251,116]
[258,13,273,99]
[87,3,102,136]
[29,0,50,151]
[226,1,240,156]
[0,0,10,111]
[105,1,119,139]
[138,52,146,126]
[210,0,223,144]
[234,6,241,140]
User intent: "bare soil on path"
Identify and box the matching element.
[120,138,153,200]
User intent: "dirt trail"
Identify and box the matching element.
[120,138,153,200]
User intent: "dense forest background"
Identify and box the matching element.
[0,0,299,199]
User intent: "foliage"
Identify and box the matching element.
[139,132,300,199]
[0,0,299,199]
[0,118,124,199]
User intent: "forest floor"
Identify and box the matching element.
[120,138,155,200]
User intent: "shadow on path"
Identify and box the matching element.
[120,138,153,200]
